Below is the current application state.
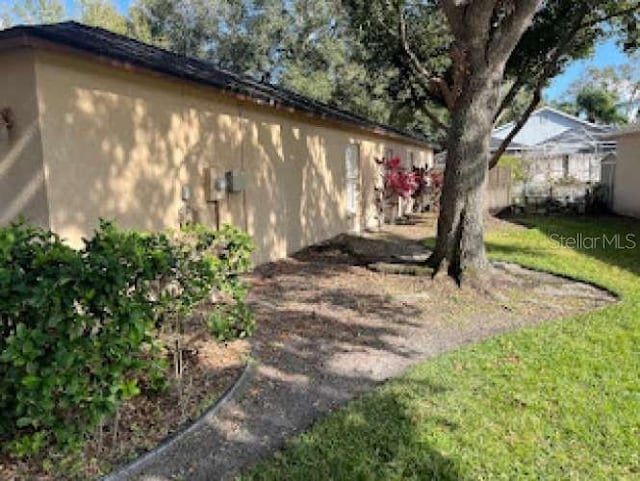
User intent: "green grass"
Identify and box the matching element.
[239,216,640,481]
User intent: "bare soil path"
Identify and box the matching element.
[115,216,614,481]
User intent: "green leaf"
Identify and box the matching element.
[21,375,40,389]
[16,417,33,428]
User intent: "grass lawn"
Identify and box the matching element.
[239,216,640,480]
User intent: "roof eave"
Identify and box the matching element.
[602,126,640,140]
[0,24,433,149]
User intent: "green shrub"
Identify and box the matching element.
[0,220,253,458]
[167,223,253,315]
[159,223,254,342]
[208,303,255,342]
[497,155,529,183]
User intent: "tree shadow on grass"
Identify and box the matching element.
[243,379,466,481]
[482,240,553,258]
[424,232,549,260]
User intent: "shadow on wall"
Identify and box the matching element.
[0,117,49,226]
[45,87,183,244]
[42,68,352,263]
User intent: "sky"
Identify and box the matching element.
[1,0,636,103]
[63,0,130,15]
[0,0,130,17]
[544,38,633,101]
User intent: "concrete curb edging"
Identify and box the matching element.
[101,359,258,481]
[491,260,620,300]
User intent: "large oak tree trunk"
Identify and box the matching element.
[429,73,501,281]
[424,0,541,283]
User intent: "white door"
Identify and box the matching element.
[345,144,360,232]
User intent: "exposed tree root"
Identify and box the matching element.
[367,262,434,277]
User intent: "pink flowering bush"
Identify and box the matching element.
[382,157,418,198]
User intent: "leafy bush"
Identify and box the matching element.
[160,224,255,343]
[208,303,255,342]
[497,155,529,183]
[0,221,253,458]
[552,175,583,187]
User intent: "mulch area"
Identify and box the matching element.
[106,214,615,481]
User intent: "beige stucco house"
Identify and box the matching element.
[606,125,640,219]
[0,22,432,264]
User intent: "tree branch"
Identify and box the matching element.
[419,103,448,133]
[489,88,541,169]
[580,4,640,29]
[398,8,455,109]
[489,3,593,169]
[487,0,544,65]
[494,78,524,124]
[439,0,466,40]
[404,81,449,135]
[493,3,640,127]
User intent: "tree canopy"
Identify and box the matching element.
[576,86,628,124]
[128,0,435,138]
[4,0,130,34]
[548,59,640,124]
[343,1,640,158]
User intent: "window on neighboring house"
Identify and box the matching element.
[563,155,570,178]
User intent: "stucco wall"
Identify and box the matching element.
[0,48,49,227]
[614,134,640,219]
[32,49,432,263]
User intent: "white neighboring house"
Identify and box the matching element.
[604,125,640,218]
[491,106,616,189]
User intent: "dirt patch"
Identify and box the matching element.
[248,222,613,384]
[111,214,614,481]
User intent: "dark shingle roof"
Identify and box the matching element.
[0,21,431,147]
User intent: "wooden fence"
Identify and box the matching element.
[486,165,513,213]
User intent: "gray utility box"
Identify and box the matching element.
[226,170,246,193]
[205,168,226,202]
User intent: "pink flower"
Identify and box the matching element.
[385,156,402,170]
[385,169,417,198]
